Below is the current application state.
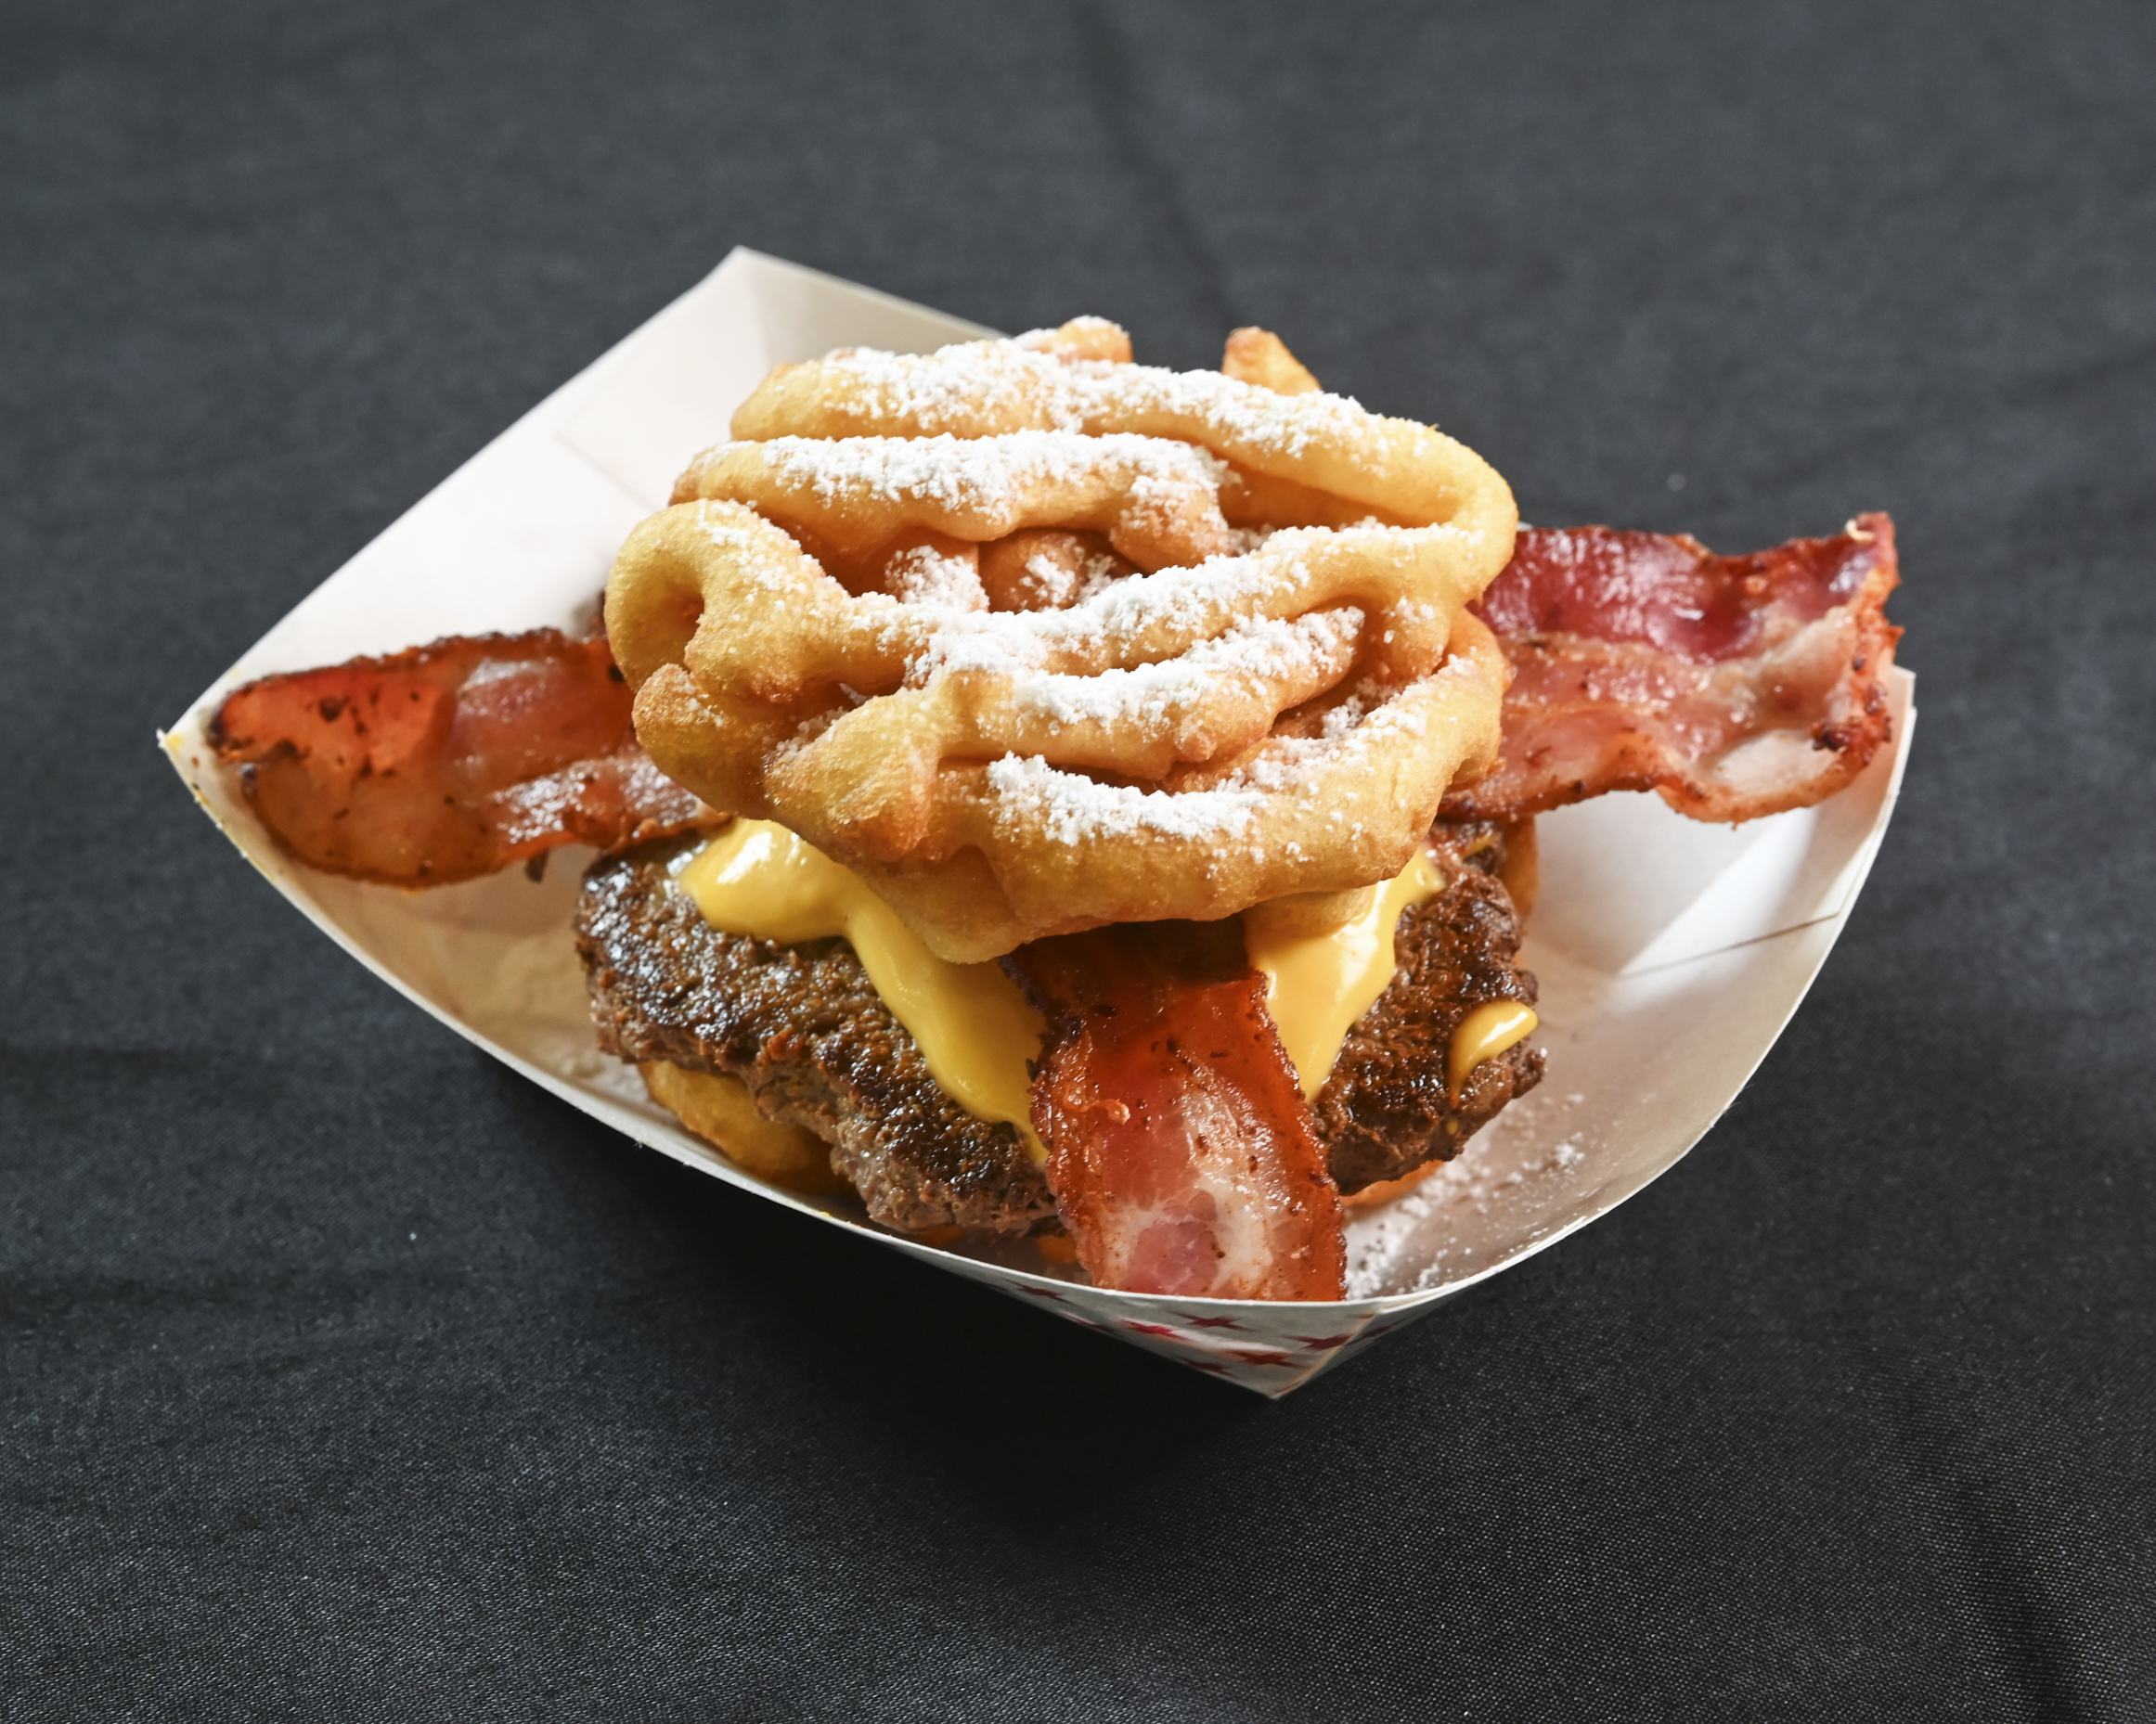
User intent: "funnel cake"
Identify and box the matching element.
[603,321,1519,963]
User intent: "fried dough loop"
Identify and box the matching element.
[605,320,1520,962]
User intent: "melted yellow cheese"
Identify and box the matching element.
[677,824,1520,1146]
[1244,848,1451,1100]
[1447,1000,1539,1102]
[677,821,1048,1162]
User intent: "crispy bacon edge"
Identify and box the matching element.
[1446,513,1902,824]
[1007,923,1348,1302]
[210,629,711,887]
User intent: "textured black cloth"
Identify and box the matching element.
[6,2,2153,1717]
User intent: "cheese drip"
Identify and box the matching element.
[678,823,1498,1145]
[678,821,1048,1162]
[1244,849,1451,1099]
[1448,1001,1539,1102]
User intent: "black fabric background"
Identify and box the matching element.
[5,2,2152,1718]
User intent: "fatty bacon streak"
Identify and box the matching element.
[1446,513,1902,824]
[1009,922,1347,1302]
[211,630,709,886]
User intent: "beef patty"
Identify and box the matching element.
[1314,849,1544,1192]
[575,835,1055,1236]
[575,826,1543,1234]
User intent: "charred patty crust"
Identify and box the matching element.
[575,828,1543,1233]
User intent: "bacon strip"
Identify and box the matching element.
[211,630,710,886]
[1445,514,1901,823]
[1008,923,1347,1300]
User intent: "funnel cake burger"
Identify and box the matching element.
[581,319,1539,1299]
[210,319,1900,1304]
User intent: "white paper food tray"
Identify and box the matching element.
[162,249,1915,1397]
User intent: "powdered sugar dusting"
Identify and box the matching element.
[987,753,1272,845]
[1019,544,1126,609]
[885,542,988,611]
[684,329,1512,908]
[975,651,1460,848]
[1095,362,1375,463]
[1013,608,1362,732]
[698,508,796,591]
[742,430,1220,516]
[810,340,1087,432]
[886,526,1411,687]
[805,337,1380,462]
